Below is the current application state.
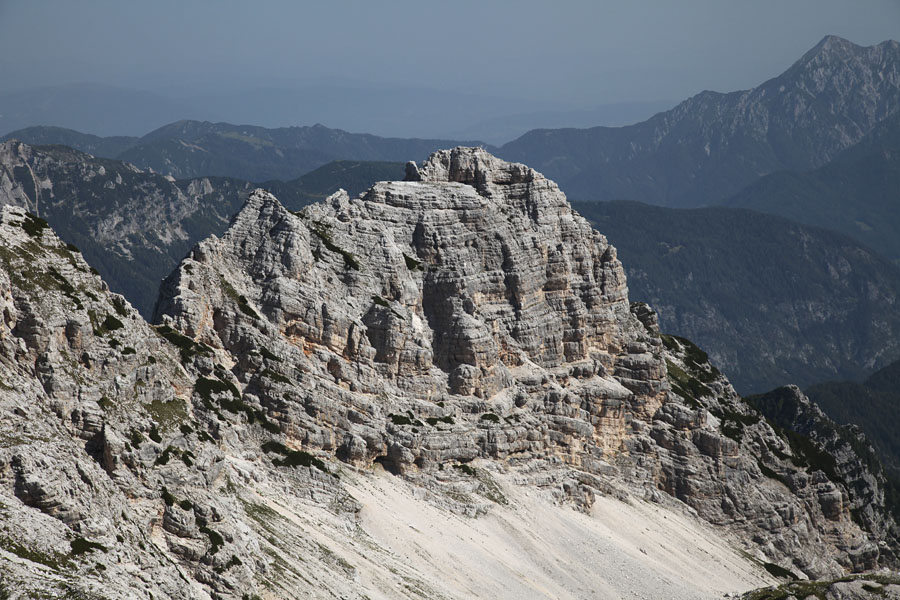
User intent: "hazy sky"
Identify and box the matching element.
[2,0,898,104]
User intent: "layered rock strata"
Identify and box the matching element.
[157,148,897,579]
[0,148,895,598]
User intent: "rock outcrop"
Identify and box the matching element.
[0,147,896,598]
[157,147,898,578]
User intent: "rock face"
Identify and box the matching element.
[0,204,200,598]
[157,147,668,476]
[158,148,897,576]
[0,147,897,598]
[753,385,899,557]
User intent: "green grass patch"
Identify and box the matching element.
[716,404,761,442]
[389,413,412,426]
[0,537,67,570]
[234,291,260,319]
[196,373,278,431]
[259,347,281,362]
[21,213,49,238]
[129,428,145,447]
[195,376,240,403]
[261,440,329,474]
[70,537,107,556]
[762,562,797,580]
[665,359,711,406]
[310,223,360,271]
[403,253,422,270]
[155,324,212,363]
[46,267,83,310]
[154,445,175,466]
[112,296,129,317]
[145,398,188,429]
[453,463,477,477]
[261,369,291,384]
[661,334,721,383]
[102,314,124,331]
[198,525,224,555]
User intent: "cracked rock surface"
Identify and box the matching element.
[0,148,896,598]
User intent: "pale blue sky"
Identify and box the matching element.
[0,1,897,137]
[1,0,897,102]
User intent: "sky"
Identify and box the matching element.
[0,0,898,137]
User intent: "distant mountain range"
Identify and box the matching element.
[2,122,471,182]
[574,200,900,394]
[0,81,671,143]
[727,111,900,263]
[437,99,675,144]
[500,36,900,207]
[0,125,140,158]
[8,37,898,211]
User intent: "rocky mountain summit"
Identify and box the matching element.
[0,148,897,598]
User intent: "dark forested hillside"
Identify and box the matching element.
[3,120,472,181]
[807,360,900,477]
[0,125,139,158]
[727,112,900,263]
[574,200,900,393]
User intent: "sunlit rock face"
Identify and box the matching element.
[0,148,895,599]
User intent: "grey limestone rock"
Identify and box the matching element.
[0,148,897,598]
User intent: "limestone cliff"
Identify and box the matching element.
[0,148,896,599]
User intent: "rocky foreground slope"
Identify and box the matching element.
[0,148,897,598]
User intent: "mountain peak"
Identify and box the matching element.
[791,35,859,68]
[796,34,899,67]
[406,146,543,189]
[813,34,854,51]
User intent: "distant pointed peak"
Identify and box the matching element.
[797,35,864,65]
[815,34,851,49]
